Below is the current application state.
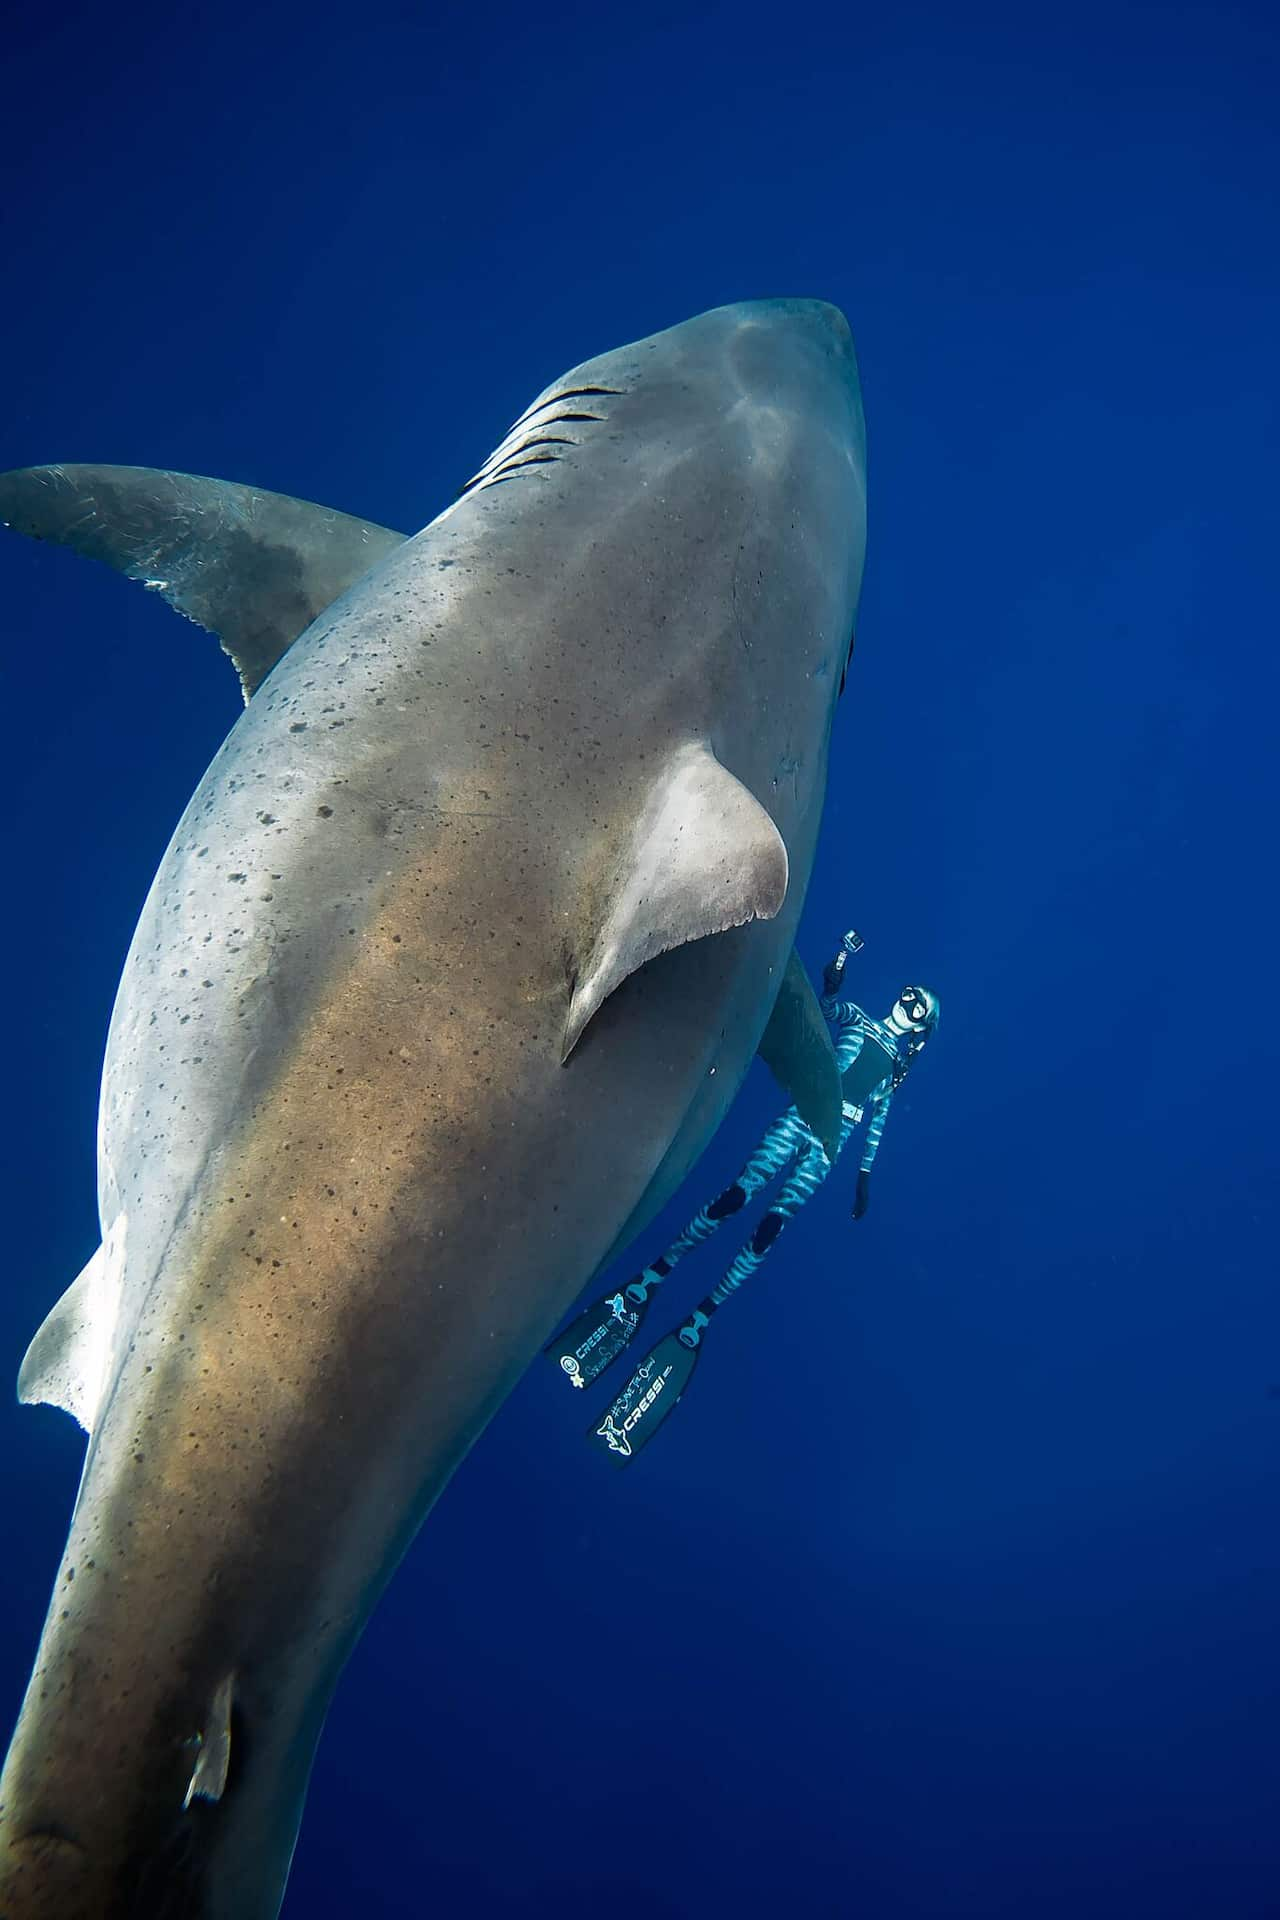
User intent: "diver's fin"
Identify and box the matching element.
[564,741,788,1059]
[757,948,843,1162]
[588,1322,705,1465]
[184,1674,237,1809]
[18,1238,120,1434]
[544,1279,653,1390]
[0,464,407,701]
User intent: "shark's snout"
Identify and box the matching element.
[731,295,855,356]
[712,297,862,430]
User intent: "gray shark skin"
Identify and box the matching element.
[0,299,865,1918]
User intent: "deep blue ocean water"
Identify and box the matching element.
[2,3,1277,1915]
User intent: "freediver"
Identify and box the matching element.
[545,931,941,1460]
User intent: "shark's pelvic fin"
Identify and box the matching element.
[19,1249,107,1433]
[564,741,788,1060]
[0,464,407,701]
[18,1218,126,1434]
[757,948,843,1162]
[184,1674,237,1810]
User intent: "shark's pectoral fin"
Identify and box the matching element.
[18,1221,125,1434]
[0,464,407,701]
[564,740,789,1060]
[757,948,843,1162]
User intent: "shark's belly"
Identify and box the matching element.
[92,726,777,1494]
[74,896,772,1717]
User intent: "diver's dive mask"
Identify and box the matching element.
[896,985,933,1027]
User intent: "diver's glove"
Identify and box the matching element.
[852,1169,871,1220]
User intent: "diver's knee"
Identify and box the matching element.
[750,1211,784,1255]
[707,1184,746,1221]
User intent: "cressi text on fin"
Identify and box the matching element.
[588,1327,702,1464]
[544,1281,652,1389]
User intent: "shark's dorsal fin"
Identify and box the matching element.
[564,741,788,1060]
[757,948,843,1161]
[0,464,407,701]
[18,1232,122,1435]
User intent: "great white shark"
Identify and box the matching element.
[0,297,866,1918]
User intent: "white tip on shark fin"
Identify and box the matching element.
[564,740,789,1060]
[184,1674,237,1809]
[18,1228,124,1435]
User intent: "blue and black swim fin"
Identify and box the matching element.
[587,1305,714,1465]
[543,1278,655,1390]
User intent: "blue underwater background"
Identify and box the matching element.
[2,2,1278,1915]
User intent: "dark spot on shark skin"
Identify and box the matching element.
[317,805,333,818]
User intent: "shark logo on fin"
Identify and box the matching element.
[596,1415,633,1459]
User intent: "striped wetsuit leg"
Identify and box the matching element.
[638,1111,808,1285]
[708,1139,834,1306]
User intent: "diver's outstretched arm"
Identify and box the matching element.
[852,1089,892,1218]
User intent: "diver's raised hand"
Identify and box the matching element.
[852,1169,871,1220]
[823,930,864,997]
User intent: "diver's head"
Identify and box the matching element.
[885,984,940,1092]
[887,984,940,1038]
